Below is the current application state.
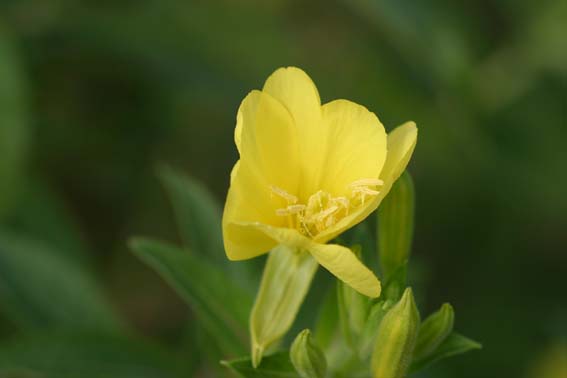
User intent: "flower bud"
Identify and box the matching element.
[413,303,454,361]
[290,329,327,378]
[250,245,318,367]
[371,287,420,378]
[359,299,394,358]
[378,171,415,280]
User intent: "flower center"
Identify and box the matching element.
[270,178,384,237]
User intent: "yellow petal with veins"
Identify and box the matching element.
[380,121,418,182]
[263,67,323,200]
[314,122,417,244]
[319,99,387,197]
[309,243,381,298]
[224,90,300,260]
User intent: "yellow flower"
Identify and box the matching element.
[222,67,417,298]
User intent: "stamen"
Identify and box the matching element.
[352,187,381,196]
[275,204,306,216]
[270,177,384,238]
[349,178,384,188]
[325,215,337,228]
[331,196,350,208]
[270,185,298,204]
[315,205,339,221]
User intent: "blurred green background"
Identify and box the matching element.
[0,0,566,377]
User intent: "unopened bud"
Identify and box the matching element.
[413,303,454,361]
[371,288,420,378]
[290,329,327,378]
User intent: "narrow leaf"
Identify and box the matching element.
[158,166,223,260]
[129,237,251,356]
[158,167,256,289]
[410,332,482,372]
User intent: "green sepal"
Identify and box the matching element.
[358,299,394,359]
[410,332,482,372]
[290,330,327,378]
[378,171,415,280]
[413,303,455,361]
[250,245,318,367]
[371,288,420,378]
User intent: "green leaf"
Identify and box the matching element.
[290,330,327,378]
[0,331,184,378]
[0,28,29,218]
[158,166,256,289]
[378,171,415,280]
[0,231,120,331]
[221,351,300,378]
[129,237,251,356]
[410,332,482,372]
[158,166,223,261]
[250,245,318,367]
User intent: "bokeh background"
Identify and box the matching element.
[1,0,566,377]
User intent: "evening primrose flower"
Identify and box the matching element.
[222,67,417,298]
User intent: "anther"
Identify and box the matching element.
[349,178,384,188]
[270,185,298,204]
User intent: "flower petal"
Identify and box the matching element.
[380,121,418,182]
[223,221,277,261]
[314,122,417,244]
[319,99,387,197]
[245,222,312,249]
[246,222,380,298]
[223,163,279,260]
[223,89,305,260]
[309,243,381,298]
[262,67,321,132]
[262,67,324,199]
[236,90,301,192]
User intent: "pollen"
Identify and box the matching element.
[271,178,384,237]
